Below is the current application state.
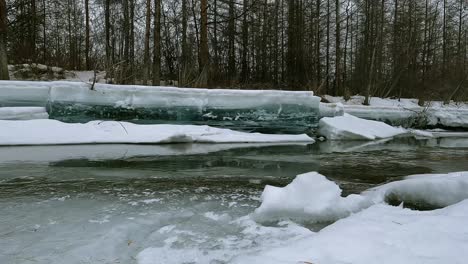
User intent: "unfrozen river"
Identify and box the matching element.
[1,138,468,264]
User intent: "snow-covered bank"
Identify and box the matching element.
[253,171,468,223]
[237,200,468,264]
[318,113,408,140]
[0,107,48,120]
[0,120,314,145]
[240,171,468,264]
[320,95,468,129]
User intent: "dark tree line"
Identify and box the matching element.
[0,0,467,101]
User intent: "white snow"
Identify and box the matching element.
[0,143,308,164]
[237,200,468,264]
[243,171,468,263]
[0,107,48,120]
[320,95,468,128]
[254,171,468,223]
[0,119,314,145]
[253,172,368,223]
[318,113,408,140]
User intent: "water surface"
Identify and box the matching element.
[1,137,468,263]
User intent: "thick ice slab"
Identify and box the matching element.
[47,82,320,133]
[0,119,314,145]
[0,81,321,133]
[0,81,50,106]
[0,107,48,120]
[318,113,408,140]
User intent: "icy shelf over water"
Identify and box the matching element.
[0,119,314,145]
[0,81,321,134]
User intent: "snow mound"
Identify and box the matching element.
[0,119,314,145]
[253,172,368,223]
[318,113,407,140]
[237,199,468,264]
[0,107,48,120]
[253,171,468,223]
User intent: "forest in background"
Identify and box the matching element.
[0,0,467,103]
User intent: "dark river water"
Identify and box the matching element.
[1,137,468,264]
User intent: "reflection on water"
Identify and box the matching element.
[1,137,468,264]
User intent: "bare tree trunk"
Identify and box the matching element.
[153,0,161,85]
[105,0,111,81]
[85,0,90,70]
[42,0,47,64]
[228,0,236,82]
[241,0,249,83]
[334,0,341,96]
[143,0,151,85]
[129,0,135,84]
[343,0,350,100]
[316,0,321,89]
[31,0,37,61]
[0,0,9,80]
[199,0,209,87]
[180,0,189,86]
[325,0,330,94]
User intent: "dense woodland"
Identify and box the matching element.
[0,0,467,103]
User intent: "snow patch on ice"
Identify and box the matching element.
[0,119,314,145]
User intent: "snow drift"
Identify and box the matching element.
[238,199,468,264]
[253,171,468,223]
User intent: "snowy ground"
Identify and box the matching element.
[320,95,468,129]
[233,171,468,264]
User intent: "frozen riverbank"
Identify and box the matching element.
[320,95,468,129]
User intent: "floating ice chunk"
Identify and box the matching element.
[254,171,468,223]
[318,113,408,140]
[0,107,48,120]
[0,119,314,146]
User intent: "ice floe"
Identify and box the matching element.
[318,113,408,140]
